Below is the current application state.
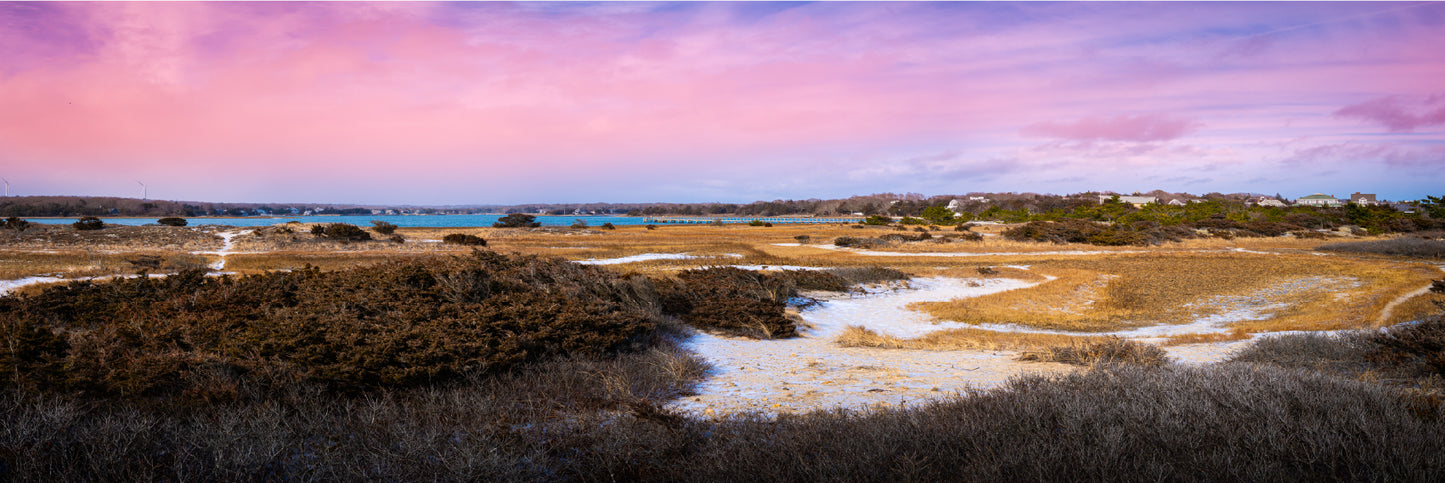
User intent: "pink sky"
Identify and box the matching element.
[1,2,1442,204]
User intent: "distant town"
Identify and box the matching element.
[0,190,1433,219]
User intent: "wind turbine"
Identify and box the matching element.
[137,181,146,200]
[2,178,8,197]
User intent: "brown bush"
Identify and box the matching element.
[441,233,486,246]
[0,251,664,400]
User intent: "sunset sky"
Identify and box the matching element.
[2,2,1442,205]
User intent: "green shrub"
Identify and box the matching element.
[899,216,926,225]
[72,216,104,231]
[157,217,188,227]
[748,220,767,226]
[442,233,487,246]
[493,214,541,228]
[863,215,891,225]
[370,220,398,235]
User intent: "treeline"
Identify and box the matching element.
[0,196,462,217]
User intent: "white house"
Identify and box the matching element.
[1098,195,1158,207]
[1295,193,1344,207]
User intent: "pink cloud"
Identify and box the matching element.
[1334,95,1445,133]
[1020,114,1201,142]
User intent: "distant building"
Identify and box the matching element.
[1349,192,1379,205]
[1098,195,1157,207]
[1295,193,1344,207]
[1247,196,1288,207]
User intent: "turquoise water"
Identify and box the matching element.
[23,215,645,228]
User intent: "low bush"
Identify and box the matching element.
[1316,237,1445,258]
[1367,315,1445,379]
[441,233,486,246]
[72,216,104,231]
[654,267,805,339]
[833,236,885,248]
[793,235,810,244]
[862,215,891,226]
[493,213,541,228]
[646,224,657,230]
[370,220,398,235]
[313,223,372,241]
[571,219,588,228]
[388,234,405,244]
[1017,337,1171,366]
[2,216,30,231]
[156,217,187,227]
[601,222,616,230]
[824,266,909,286]
[748,220,767,227]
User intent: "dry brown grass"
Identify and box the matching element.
[1161,330,1253,346]
[1016,337,1172,366]
[836,325,1102,351]
[913,252,1439,333]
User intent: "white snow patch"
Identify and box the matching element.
[0,276,67,296]
[576,253,742,265]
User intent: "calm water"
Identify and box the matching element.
[24,215,647,228]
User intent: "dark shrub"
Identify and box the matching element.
[645,224,657,230]
[494,214,541,228]
[2,217,29,231]
[0,252,662,399]
[824,266,910,286]
[315,223,371,241]
[794,235,810,244]
[156,217,188,227]
[954,224,970,232]
[442,233,487,246]
[601,222,616,230]
[370,220,398,235]
[389,234,405,244]
[655,267,801,339]
[1367,315,1445,379]
[833,236,885,248]
[1316,238,1445,258]
[748,220,766,226]
[72,216,104,231]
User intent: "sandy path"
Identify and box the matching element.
[193,230,252,271]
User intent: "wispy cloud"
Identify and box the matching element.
[1021,114,1201,142]
[1334,95,1445,133]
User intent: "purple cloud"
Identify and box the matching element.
[1334,95,1445,133]
[1020,114,1201,142]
